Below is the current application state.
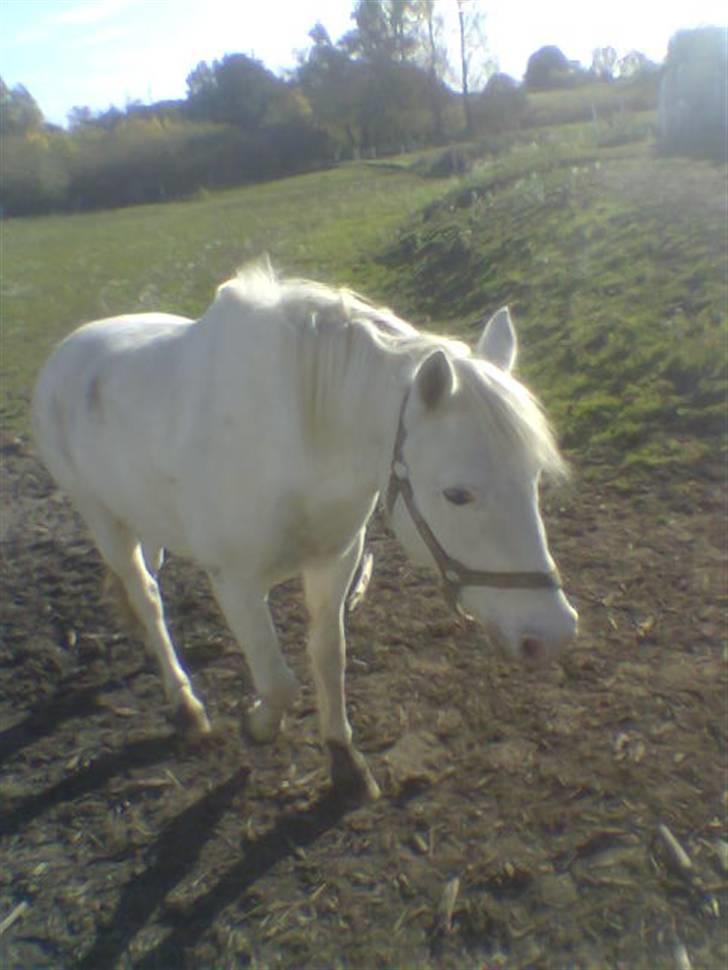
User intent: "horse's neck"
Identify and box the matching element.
[294,317,414,495]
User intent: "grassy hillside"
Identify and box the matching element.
[2,118,725,474]
[382,136,726,473]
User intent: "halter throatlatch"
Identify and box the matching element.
[384,386,561,615]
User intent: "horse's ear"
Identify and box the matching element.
[476,306,517,372]
[414,349,455,411]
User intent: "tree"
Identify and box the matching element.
[618,50,658,79]
[298,11,448,155]
[343,0,420,63]
[591,46,618,82]
[297,24,366,153]
[413,0,449,139]
[456,0,492,133]
[414,0,449,77]
[67,105,95,130]
[524,45,571,90]
[186,54,281,129]
[0,78,43,135]
[185,61,217,117]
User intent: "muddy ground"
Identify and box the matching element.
[0,436,726,970]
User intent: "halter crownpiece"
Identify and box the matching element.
[384,385,561,614]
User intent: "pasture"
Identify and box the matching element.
[1,123,726,969]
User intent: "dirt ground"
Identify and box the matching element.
[0,434,725,970]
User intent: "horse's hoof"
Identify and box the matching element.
[246,699,283,743]
[327,740,381,802]
[172,692,211,737]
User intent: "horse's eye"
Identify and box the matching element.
[443,487,475,506]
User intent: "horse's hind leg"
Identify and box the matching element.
[83,501,210,735]
[303,531,381,801]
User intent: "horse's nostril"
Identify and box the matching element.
[521,636,545,664]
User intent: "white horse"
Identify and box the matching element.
[32,260,577,800]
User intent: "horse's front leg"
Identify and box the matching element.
[210,572,298,742]
[303,533,381,801]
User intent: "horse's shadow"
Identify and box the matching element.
[76,777,349,970]
[0,664,148,769]
[0,641,224,770]
[0,731,179,838]
[0,642,230,841]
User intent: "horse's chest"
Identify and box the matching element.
[267,491,374,577]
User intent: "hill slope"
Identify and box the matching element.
[381,139,726,472]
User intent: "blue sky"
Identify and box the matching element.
[2,0,725,127]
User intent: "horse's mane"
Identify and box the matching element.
[216,259,566,478]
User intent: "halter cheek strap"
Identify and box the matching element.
[384,388,561,614]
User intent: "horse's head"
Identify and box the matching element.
[386,308,577,665]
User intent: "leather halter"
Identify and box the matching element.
[384,387,561,613]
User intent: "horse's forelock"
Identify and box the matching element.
[458,359,568,481]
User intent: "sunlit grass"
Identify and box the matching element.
[0,164,449,433]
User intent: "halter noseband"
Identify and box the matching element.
[384,386,561,614]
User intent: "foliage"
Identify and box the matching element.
[617,49,659,80]
[0,130,72,214]
[0,17,712,223]
[0,113,333,216]
[590,47,619,81]
[454,0,493,133]
[0,77,43,135]
[297,32,444,156]
[297,4,458,156]
[185,54,283,129]
[524,46,580,91]
[342,0,421,62]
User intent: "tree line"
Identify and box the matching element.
[0,0,681,217]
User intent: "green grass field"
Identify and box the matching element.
[1,119,725,474]
[0,165,448,431]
